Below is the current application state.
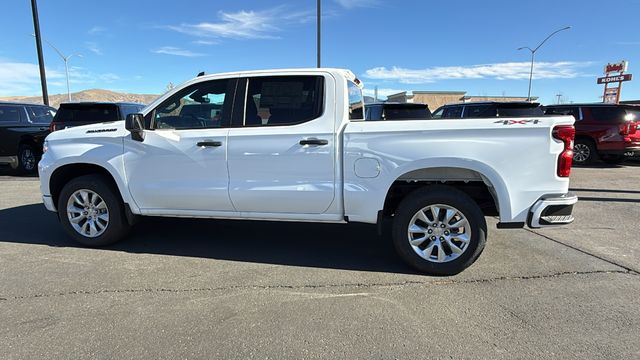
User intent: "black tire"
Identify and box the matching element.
[57,174,130,247]
[601,154,626,165]
[17,144,38,174]
[573,138,597,165]
[391,185,487,276]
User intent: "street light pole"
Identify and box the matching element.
[33,35,81,102]
[317,0,321,68]
[30,0,49,105]
[518,26,571,101]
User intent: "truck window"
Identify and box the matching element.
[154,79,232,129]
[442,106,463,119]
[365,105,383,120]
[544,107,581,121]
[348,80,364,120]
[588,106,626,123]
[383,104,431,120]
[27,106,55,124]
[244,76,324,126]
[0,106,22,123]
[463,105,496,118]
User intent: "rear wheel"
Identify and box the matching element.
[391,185,487,276]
[17,144,38,174]
[57,174,130,246]
[573,138,596,165]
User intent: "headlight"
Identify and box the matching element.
[43,140,49,154]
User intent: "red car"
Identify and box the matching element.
[544,104,639,165]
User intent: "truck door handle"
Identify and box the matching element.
[299,139,328,146]
[197,141,222,147]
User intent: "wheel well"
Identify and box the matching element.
[382,168,499,217]
[575,135,595,145]
[49,164,121,207]
[19,136,39,152]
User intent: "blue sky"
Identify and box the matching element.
[2,0,640,104]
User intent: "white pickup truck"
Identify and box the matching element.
[38,68,577,275]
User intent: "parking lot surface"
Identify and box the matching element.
[1,163,639,359]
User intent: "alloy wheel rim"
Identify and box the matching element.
[66,189,110,238]
[573,144,590,163]
[21,148,35,171]
[407,204,471,263]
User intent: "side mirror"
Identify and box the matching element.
[126,113,145,142]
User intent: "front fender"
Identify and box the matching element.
[38,136,139,213]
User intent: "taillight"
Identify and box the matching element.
[552,125,575,177]
[49,122,63,132]
[619,121,638,135]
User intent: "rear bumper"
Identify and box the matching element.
[0,156,19,169]
[527,192,578,228]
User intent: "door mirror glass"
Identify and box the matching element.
[126,113,145,141]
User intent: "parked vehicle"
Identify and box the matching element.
[0,102,56,173]
[544,104,639,165]
[49,102,145,132]
[365,102,431,120]
[432,101,544,119]
[38,68,577,275]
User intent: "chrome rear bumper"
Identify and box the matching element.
[528,192,578,228]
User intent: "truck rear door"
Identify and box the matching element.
[226,75,336,214]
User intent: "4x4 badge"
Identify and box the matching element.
[494,119,540,125]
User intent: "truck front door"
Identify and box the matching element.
[123,78,236,212]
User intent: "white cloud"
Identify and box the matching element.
[85,41,103,55]
[362,87,406,99]
[334,0,380,9]
[152,46,205,57]
[0,60,124,96]
[0,61,64,96]
[166,7,313,40]
[364,62,592,84]
[192,40,219,46]
[88,26,106,35]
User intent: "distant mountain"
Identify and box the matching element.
[0,89,160,108]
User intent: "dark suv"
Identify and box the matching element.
[432,101,544,119]
[544,104,639,164]
[0,102,56,173]
[50,102,145,132]
[365,102,432,120]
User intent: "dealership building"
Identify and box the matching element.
[385,91,537,111]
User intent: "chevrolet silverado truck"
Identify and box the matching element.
[38,69,577,275]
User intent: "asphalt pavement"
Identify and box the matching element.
[0,163,639,359]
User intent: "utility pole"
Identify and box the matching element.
[556,93,562,104]
[316,0,321,68]
[30,0,49,105]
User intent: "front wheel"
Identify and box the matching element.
[57,174,130,246]
[391,185,487,276]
